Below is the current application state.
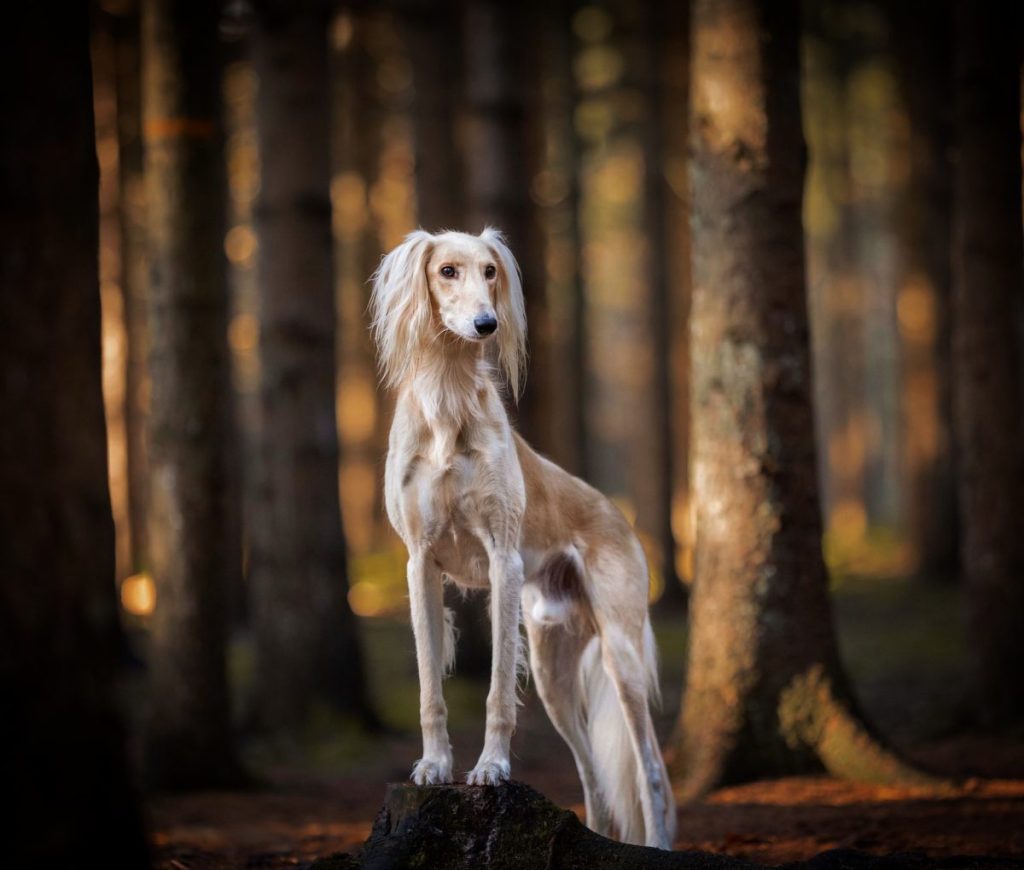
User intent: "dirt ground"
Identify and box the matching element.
[148,578,1024,868]
[149,734,1024,868]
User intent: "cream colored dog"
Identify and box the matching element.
[370,228,675,848]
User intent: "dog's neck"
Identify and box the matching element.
[399,338,497,431]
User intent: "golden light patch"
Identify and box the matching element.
[348,580,388,618]
[224,225,257,266]
[228,312,259,353]
[829,499,867,544]
[336,375,377,445]
[121,573,156,617]
[897,277,936,344]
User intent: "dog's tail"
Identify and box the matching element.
[580,619,676,847]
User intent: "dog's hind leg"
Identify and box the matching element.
[407,547,454,784]
[523,613,612,837]
[599,623,675,848]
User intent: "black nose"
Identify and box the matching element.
[474,314,498,336]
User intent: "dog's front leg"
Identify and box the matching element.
[407,547,453,785]
[467,547,524,785]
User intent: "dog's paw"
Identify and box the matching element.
[411,757,453,785]
[466,758,510,786]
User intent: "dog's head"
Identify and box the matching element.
[370,228,527,398]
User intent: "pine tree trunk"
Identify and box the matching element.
[803,6,868,549]
[890,0,958,583]
[401,0,463,234]
[950,2,1024,726]
[332,4,389,556]
[670,0,930,799]
[645,0,688,610]
[114,1,151,576]
[142,0,243,788]
[0,5,148,861]
[539,0,586,478]
[249,0,376,732]
[462,0,548,451]
[664,0,695,598]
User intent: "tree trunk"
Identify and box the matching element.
[113,1,152,577]
[142,0,244,788]
[401,0,464,234]
[890,1,958,583]
[670,0,931,799]
[574,1,667,597]
[249,0,377,732]
[802,5,868,556]
[0,5,148,862]
[950,2,1024,726]
[462,0,548,451]
[645,0,689,610]
[538,0,586,478]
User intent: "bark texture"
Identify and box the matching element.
[671,0,929,798]
[249,0,376,731]
[0,5,148,862]
[142,0,242,788]
[950,2,1024,725]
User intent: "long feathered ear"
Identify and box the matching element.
[369,230,435,389]
[479,226,528,400]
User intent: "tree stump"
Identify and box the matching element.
[310,781,1024,870]
[317,781,747,869]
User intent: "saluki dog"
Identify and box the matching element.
[370,228,676,849]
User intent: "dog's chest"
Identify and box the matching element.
[399,427,487,539]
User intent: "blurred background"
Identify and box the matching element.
[10,0,1023,864]
[96,0,958,658]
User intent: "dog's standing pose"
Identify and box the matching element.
[370,228,676,849]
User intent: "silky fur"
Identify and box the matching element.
[370,228,676,848]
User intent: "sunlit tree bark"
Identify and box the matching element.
[142,0,244,788]
[0,5,148,861]
[951,2,1024,726]
[670,0,930,799]
[249,0,377,732]
[113,0,151,576]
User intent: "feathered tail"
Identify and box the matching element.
[579,620,676,847]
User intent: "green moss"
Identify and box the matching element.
[777,664,942,788]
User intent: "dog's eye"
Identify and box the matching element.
[440,265,457,279]
[484,264,497,280]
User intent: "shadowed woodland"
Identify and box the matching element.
[4,0,1024,866]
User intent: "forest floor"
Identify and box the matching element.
[148,574,1024,868]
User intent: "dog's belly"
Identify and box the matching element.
[429,519,492,589]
